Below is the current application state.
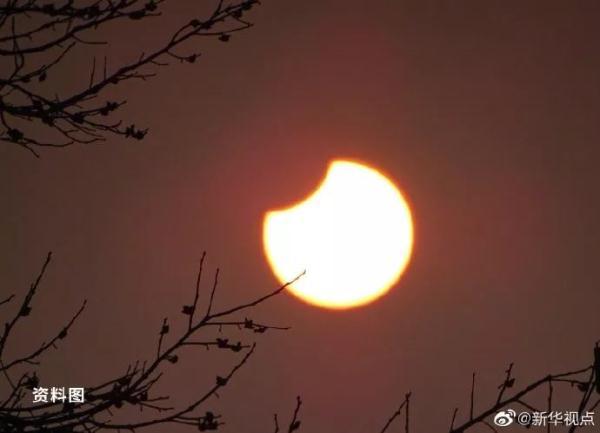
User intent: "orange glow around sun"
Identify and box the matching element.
[262,159,414,309]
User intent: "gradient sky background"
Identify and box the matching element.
[2,1,600,432]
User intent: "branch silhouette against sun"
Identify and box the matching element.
[0,0,259,157]
[0,252,305,432]
[1,255,598,433]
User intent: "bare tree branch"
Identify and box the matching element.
[380,392,410,433]
[0,251,303,432]
[0,0,261,157]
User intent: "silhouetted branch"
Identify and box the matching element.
[0,299,86,372]
[568,368,596,433]
[449,407,458,432]
[3,253,598,433]
[450,365,595,433]
[0,251,85,411]
[209,270,306,320]
[496,362,514,405]
[0,251,302,432]
[185,251,206,331]
[0,294,14,307]
[273,396,303,433]
[0,0,261,157]
[379,354,598,433]
[288,396,302,432]
[380,392,410,433]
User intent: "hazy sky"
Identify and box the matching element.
[2,1,600,432]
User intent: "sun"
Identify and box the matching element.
[262,159,414,309]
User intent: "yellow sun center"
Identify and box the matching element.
[262,160,414,309]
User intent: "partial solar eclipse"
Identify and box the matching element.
[263,160,414,309]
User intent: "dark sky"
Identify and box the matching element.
[2,1,600,432]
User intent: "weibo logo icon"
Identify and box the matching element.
[494,410,516,427]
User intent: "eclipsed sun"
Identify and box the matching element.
[262,160,414,309]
